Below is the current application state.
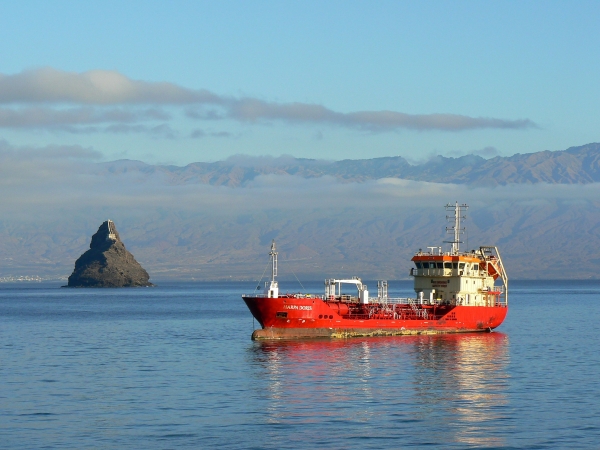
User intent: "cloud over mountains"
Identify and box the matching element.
[0,68,536,134]
[2,141,600,215]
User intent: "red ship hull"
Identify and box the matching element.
[243,295,508,340]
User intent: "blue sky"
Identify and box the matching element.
[0,0,599,165]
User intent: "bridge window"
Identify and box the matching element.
[422,262,430,269]
[459,263,465,269]
[473,264,479,270]
[453,263,458,269]
[415,262,422,269]
[444,262,452,269]
[436,262,443,269]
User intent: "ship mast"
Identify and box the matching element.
[445,202,468,254]
[266,240,279,298]
[270,240,278,283]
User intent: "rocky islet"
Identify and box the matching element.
[66,220,153,287]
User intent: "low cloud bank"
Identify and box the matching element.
[1,143,597,219]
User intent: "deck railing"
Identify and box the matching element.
[242,293,413,302]
[243,293,508,308]
[481,286,505,294]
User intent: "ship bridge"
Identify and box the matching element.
[409,203,508,307]
[410,246,507,307]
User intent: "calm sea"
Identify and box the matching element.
[0,280,599,449]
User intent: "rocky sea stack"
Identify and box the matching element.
[67,220,153,287]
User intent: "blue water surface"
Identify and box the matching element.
[0,280,599,449]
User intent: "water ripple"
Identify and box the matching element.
[0,281,599,448]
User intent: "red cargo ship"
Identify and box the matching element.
[242,203,508,340]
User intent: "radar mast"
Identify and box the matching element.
[445,202,468,254]
[266,240,279,298]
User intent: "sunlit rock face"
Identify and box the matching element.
[67,220,153,287]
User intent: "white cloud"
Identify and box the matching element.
[0,139,101,159]
[0,68,537,133]
[190,128,235,139]
[471,146,500,158]
[0,68,220,105]
[0,106,172,133]
[202,99,536,131]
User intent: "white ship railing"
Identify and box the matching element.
[483,285,505,293]
[242,293,332,299]
[243,292,508,308]
[242,293,414,304]
[377,297,412,304]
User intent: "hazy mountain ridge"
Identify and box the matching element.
[2,200,599,281]
[2,143,600,282]
[99,143,600,186]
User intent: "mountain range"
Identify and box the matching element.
[1,143,600,282]
[99,142,600,186]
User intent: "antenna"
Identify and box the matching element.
[107,219,117,241]
[444,202,468,254]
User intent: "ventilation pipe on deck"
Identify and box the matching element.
[359,285,369,304]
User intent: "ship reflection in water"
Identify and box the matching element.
[249,333,510,447]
